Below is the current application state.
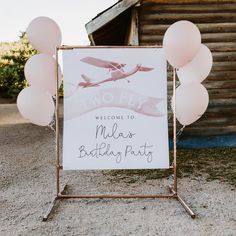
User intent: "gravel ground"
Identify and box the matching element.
[0,103,236,236]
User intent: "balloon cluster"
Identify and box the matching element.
[17,17,62,126]
[163,20,212,126]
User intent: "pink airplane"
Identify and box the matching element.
[79,56,154,88]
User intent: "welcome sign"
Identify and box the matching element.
[62,47,169,170]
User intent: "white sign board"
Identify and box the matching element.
[62,47,169,170]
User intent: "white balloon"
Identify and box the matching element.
[27,16,62,55]
[17,87,55,126]
[163,20,201,68]
[24,54,62,95]
[177,44,213,84]
[174,83,209,126]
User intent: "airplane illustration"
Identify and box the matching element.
[78,56,154,88]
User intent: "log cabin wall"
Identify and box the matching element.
[139,0,236,136]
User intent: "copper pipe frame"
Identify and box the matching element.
[42,46,195,221]
[173,67,177,193]
[168,185,196,219]
[55,46,60,196]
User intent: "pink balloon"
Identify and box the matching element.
[24,54,62,95]
[27,16,62,55]
[174,83,209,126]
[17,87,55,126]
[177,44,213,84]
[163,21,201,68]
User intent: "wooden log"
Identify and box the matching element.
[209,98,236,106]
[193,118,236,127]
[207,104,236,110]
[209,92,236,99]
[140,12,236,24]
[204,80,236,89]
[207,76,236,81]
[140,41,236,52]
[201,43,236,52]
[142,0,236,4]
[167,79,236,88]
[206,71,236,80]
[182,126,236,136]
[211,62,236,71]
[139,34,164,41]
[211,52,236,62]
[202,33,236,43]
[204,108,236,116]
[165,91,236,99]
[189,123,236,130]
[167,71,236,81]
[139,32,236,43]
[140,3,236,13]
[205,111,236,121]
[139,23,236,34]
[203,116,236,122]
[208,87,236,93]
[168,119,236,127]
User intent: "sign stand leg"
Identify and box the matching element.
[169,67,195,219]
[42,185,68,222]
[173,67,177,193]
[42,46,195,221]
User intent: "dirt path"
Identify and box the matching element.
[0,104,235,236]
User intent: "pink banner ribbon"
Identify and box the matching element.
[65,88,164,120]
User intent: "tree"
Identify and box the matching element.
[0,32,37,98]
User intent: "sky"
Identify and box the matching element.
[0,0,117,45]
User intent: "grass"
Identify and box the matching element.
[103,147,236,187]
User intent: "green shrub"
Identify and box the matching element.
[0,32,37,98]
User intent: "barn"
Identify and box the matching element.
[85,0,236,146]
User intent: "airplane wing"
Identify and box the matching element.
[138,66,154,72]
[80,57,126,70]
